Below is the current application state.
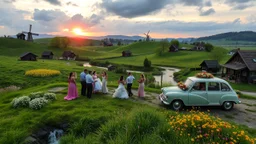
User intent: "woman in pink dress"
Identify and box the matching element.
[64,72,79,100]
[137,74,145,98]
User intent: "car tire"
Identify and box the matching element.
[171,100,184,111]
[222,101,234,111]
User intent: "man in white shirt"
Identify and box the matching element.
[86,71,94,99]
[126,72,135,97]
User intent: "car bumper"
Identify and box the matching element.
[159,93,170,105]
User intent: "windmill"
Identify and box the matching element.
[22,24,39,42]
[144,30,150,42]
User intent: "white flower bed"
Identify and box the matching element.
[11,91,57,110]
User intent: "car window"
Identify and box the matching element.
[208,82,220,91]
[221,83,231,91]
[192,82,206,91]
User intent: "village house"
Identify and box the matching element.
[191,42,205,51]
[221,50,256,83]
[20,52,37,61]
[62,51,76,60]
[200,60,220,73]
[169,45,179,52]
[41,51,54,59]
[16,33,26,40]
[122,50,132,57]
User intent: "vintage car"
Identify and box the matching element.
[159,76,241,111]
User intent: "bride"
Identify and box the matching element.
[113,76,129,99]
[92,71,102,93]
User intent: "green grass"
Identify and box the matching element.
[231,83,256,93]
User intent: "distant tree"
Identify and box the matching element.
[205,43,214,52]
[171,39,179,48]
[209,47,226,61]
[139,39,142,42]
[117,41,122,46]
[144,58,151,68]
[50,37,70,48]
[157,39,169,56]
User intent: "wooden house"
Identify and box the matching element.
[169,45,178,52]
[191,43,205,51]
[62,51,76,60]
[107,64,116,71]
[20,52,37,61]
[16,33,26,40]
[200,60,220,73]
[122,50,132,57]
[222,50,256,83]
[41,51,54,59]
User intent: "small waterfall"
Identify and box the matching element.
[48,129,64,144]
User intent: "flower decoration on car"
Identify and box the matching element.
[196,72,214,78]
[178,81,187,90]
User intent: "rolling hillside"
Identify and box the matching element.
[197,31,256,42]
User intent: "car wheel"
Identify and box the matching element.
[222,101,234,111]
[171,100,184,111]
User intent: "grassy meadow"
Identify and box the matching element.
[0,38,256,143]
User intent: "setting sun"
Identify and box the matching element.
[72,28,87,36]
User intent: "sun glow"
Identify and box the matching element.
[72,28,87,36]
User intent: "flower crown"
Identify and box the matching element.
[196,72,214,78]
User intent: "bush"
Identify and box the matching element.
[11,96,30,108]
[115,67,127,74]
[25,69,61,77]
[43,93,57,101]
[29,91,44,99]
[29,98,48,110]
[143,58,151,68]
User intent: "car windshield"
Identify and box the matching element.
[184,79,193,89]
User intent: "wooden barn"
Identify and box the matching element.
[62,51,76,60]
[122,50,132,57]
[41,51,54,59]
[200,60,220,73]
[222,50,256,83]
[107,64,116,71]
[169,45,178,52]
[20,52,37,61]
[16,33,26,40]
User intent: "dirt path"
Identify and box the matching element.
[241,91,256,97]
[108,88,256,129]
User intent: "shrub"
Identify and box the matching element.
[29,91,44,99]
[143,58,151,68]
[29,98,48,110]
[43,93,57,101]
[115,67,127,74]
[11,96,30,108]
[25,69,61,77]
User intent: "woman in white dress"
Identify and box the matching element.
[113,76,129,99]
[102,71,108,94]
[92,71,102,93]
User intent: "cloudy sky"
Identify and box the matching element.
[0,0,256,38]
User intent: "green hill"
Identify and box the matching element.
[197,31,256,42]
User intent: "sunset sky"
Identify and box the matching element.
[0,0,256,38]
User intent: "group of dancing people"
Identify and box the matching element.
[64,69,146,100]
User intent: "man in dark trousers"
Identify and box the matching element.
[80,69,87,96]
[86,71,94,99]
[126,72,135,97]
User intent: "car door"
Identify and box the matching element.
[207,82,221,105]
[189,82,208,105]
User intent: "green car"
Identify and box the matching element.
[159,77,241,111]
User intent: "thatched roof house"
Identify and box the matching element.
[20,52,37,61]
[62,51,76,60]
[169,45,178,52]
[122,50,132,57]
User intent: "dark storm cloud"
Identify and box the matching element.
[44,0,61,6]
[199,8,215,16]
[99,0,172,18]
[179,0,203,6]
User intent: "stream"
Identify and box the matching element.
[83,62,180,86]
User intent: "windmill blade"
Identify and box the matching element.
[31,33,39,36]
[144,33,147,36]
[147,30,150,35]
[29,24,32,32]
